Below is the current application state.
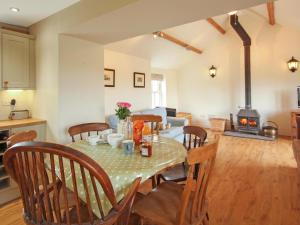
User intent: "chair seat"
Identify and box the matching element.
[133,181,207,225]
[160,164,187,182]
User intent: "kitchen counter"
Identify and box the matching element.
[0,118,46,130]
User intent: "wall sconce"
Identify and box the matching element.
[287,56,299,72]
[209,65,217,78]
[153,31,163,39]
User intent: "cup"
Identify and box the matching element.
[107,133,124,148]
[122,140,135,154]
[87,135,100,146]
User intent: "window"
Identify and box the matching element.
[151,74,166,108]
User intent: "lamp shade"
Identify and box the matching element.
[287,56,299,72]
[209,65,217,78]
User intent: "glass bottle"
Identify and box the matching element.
[126,117,133,140]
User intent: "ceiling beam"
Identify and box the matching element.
[206,18,226,34]
[153,31,203,54]
[267,1,275,25]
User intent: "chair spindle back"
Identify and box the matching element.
[131,115,162,135]
[177,140,219,225]
[7,130,37,147]
[4,142,141,225]
[183,126,207,150]
[68,123,110,142]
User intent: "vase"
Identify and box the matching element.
[117,119,126,135]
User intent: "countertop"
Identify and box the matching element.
[0,118,46,130]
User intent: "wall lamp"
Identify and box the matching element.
[287,56,299,73]
[209,65,217,78]
[153,31,163,39]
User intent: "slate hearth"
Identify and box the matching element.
[224,131,275,141]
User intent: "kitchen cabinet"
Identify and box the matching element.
[0,29,35,89]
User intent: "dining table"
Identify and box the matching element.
[63,135,187,217]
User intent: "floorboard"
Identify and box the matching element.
[1,136,299,225]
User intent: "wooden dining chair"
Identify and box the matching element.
[68,122,110,142]
[131,114,163,187]
[131,115,162,135]
[133,139,219,225]
[7,130,37,147]
[157,126,207,185]
[6,130,39,182]
[296,116,300,139]
[7,130,89,222]
[4,141,141,225]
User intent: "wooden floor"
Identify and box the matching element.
[1,136,299,225]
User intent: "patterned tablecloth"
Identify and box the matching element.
[64,136,186,217]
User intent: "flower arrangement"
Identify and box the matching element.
[115,102,131,120]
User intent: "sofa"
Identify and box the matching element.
[107,107,189,142]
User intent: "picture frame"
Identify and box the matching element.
[133,72,145,88]
[104,68,115,87]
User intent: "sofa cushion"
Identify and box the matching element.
[160,126,183,139]
[174,134,184,143]
[107,114,119,130]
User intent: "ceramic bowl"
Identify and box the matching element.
[101,129,113,141]
[87,135,100,146]
[107,133,124,148]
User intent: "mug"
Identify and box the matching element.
[122,140,135,154]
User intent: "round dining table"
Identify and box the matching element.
[66,136,186,217]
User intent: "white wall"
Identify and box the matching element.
[177,11,300,135]
[104,49,151,115]
[151,68,179,109]
[58,35,105,143]
[30,26,105,143]
[29,1,134,142]
[30,20,59,141]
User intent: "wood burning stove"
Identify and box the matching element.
[230,14,261,134]
[237,109,260,134]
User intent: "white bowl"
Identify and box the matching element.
[107,133,124,148]
[101,129,113,141]
[87,135,100,146]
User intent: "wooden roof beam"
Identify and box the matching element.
[206,18,226,34]
[267,1,275,25]
[153,31,203,54]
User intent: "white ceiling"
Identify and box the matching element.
[252,0,300,31]
[68,0,266,45]
[105,15,228,69]
[105,0,300,69]
[0,0,79,27]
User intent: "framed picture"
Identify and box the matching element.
[104,68,115,87]
[133,72,145,88]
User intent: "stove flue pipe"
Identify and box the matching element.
[230,14,252,109]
